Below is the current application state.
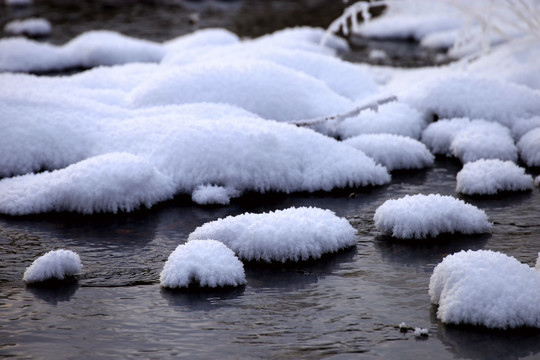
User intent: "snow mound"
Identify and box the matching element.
[456,159,533,195]
[0,153,176,215]
[337,101,425,140]
[0,30,164,72]
[429,250,540,329]
[187,207,357,263]
[408,75,540,127]
[517,128,540,167]
[129,59,353,122]
[160,240,246,288]
[23,249,82,284]
[163,46,377,101]
[422,118,517,163]
[450,120,517,163]
[511,116,540,141]
[343,133,434,171]
[374,194,491,239]
[4,17,52,37]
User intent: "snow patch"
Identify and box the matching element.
[23,249,82,284]
[456,159,533,195]
[429,250,540,329]
[188,207,357,263]
[160,240,246,288]
[374,194,491,239]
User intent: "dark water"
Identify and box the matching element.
[1,158,540,359]
[1,1,539,359]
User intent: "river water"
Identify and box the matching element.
[1,1,540,359]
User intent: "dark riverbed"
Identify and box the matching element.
[1,1,540,359]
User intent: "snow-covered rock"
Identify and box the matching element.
[23,249,82,284]
[4,18,52,37]
[517,128,540,167]
[336,101,426,140]
[0,153,176,215]
[456,159,533,195]
[429,250,540,329]
[374,194,491,239]
[421,118,517,163]
[187,207,357,263]
[343,133,434,171]
[160,240,246,288]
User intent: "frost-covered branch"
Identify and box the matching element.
[290,95,397,127]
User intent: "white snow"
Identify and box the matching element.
[374,194,491,239]
[0,153,176,215]
[191,185,238,205]
[0,100,390,214]
[160,239,246,288]
[517,128,540,167]
[343,133,434,171]
[405,75,540,127]
[429,250,540,329]
[4,18,52,37]
[336,101,426,140]
[421,118,517,163]
[23,249,82,284]
[187,207,357,263]
[511,117,540,141]
[129,59,354,123]
[0,30,163,72]
[456,159,533,195]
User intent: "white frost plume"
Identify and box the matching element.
[188,207,357,263]
[343,133,434,171]
[160,240,246,288]
[23,249,82,284]
[456,159,533,195]
[430,250,540,329]
[374,194,491,239]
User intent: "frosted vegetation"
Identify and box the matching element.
[23,249,82,284]
[188,207,357,263]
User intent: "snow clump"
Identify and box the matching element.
[343,133,434,171]
[456,159,533,195]
[336,101,426,140]
[23,249,82,284]
[187,207,357,263]
[517,128,540,167]
[374,194,491,239]
[0,153,176,215]
[160,240,246,288]
[4,18,52,37]
[421,118,517,163]
[429,250,540,329]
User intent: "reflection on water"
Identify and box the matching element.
[432,307,540,360]
[26,282,80,305]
